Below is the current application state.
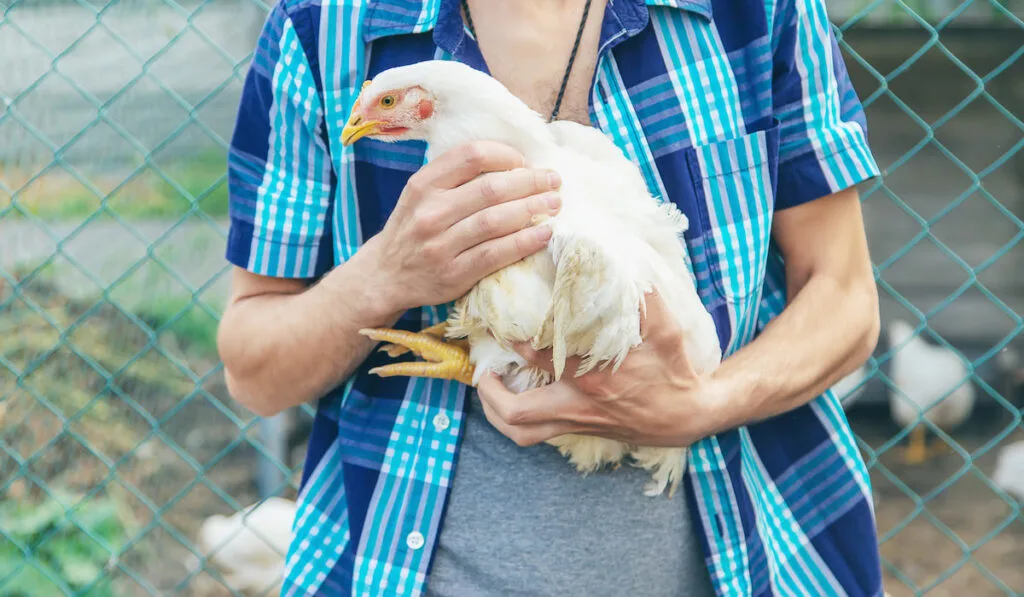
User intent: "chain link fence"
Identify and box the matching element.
[1,0,1023,595]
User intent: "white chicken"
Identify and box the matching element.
[196,497,297,595]
[887,319,976,465]
[832,363,870,409]
[342,60,722,497]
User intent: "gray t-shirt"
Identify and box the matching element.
[425,393,717,597]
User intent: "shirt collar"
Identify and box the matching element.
[362,0,713,44]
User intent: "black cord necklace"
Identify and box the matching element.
[459,0,593,122]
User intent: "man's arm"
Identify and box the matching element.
[706,0,881,425]
[703,185,879,428]
[217,254,402,417]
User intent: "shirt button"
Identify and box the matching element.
[406,531,425,550]
[432,412,450,432]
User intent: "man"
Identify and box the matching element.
[217,0,884,595]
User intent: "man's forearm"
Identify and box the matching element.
[706,272,880,430]
[218,242,402,416]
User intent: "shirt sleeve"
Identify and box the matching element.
[225,0,334,278]
[770,0,880,211]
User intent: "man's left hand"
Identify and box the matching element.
[475,291,727,448]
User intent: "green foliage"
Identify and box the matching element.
[134,296,222,359]
[151,149,231,219]
[0,492,127,597]
[2,149,230,222]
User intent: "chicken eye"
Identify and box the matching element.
[380,95,396,108]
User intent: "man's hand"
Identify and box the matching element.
[475,292,727,448]
[365,140,562,313]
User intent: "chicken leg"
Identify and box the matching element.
[899,425,949,465]
[359,327,476,386]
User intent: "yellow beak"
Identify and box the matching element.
[342,79,380,145]
[341,117,385,146]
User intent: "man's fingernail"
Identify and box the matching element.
[546,193,561,210]
[547,171,562,188]
[533,224,553,241]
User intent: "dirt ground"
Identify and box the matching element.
[0,274,300,597]
[848,406,1024,597]
[3,274,1021,596]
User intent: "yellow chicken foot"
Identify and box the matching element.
[900,425,946,465]
[378,322,450,358]
[360,328,476,386]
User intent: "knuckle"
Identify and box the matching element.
[470,245,496,273]
[404,174,429,199]
[419,240,442,261]
[461,142,487,170]
[439,258,462,283]
[654,323,684,350]
[576,374,609,397]
[476,209,498,235]
[413,208,442,235]
[480,176,503,202]
[504,405,529,426]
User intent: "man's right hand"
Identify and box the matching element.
[219,141,561,416]
[363,140,563,312]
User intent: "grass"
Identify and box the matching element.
[8,262,222,361]
[0,149,230,222]
[133,297,221,360]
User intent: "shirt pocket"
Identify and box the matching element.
[683,121,781,304]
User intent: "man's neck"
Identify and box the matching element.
[467,0,586,32]
[461,0,606,125]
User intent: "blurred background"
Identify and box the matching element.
[1,0,1022,595]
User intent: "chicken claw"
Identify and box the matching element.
[360,328,476,386]
[377,322,450,358]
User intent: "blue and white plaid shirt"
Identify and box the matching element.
[226,0,884,594]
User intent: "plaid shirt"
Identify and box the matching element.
[225,0,884,595]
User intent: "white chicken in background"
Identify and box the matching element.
[992,440,1024,502]
[196,497,297,595]
[343,60,722,497]
[832,363,871,409]
[887,319,976,465]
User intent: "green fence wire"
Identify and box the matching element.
[1,0,1023,595]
